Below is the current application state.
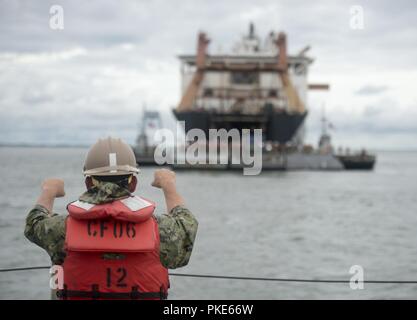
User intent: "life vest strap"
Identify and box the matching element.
[57,284,167,300]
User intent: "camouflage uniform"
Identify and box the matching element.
[24,181,198,269]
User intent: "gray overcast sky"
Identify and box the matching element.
[0,0,416,149]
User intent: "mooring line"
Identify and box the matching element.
[1,266,417,284]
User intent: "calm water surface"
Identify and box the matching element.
[0,147,416,299]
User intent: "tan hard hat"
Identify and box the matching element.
[83,137,139,176]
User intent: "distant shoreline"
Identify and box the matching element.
[0,143,89,149]
[0,144,416,153]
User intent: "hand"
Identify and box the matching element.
[151,169,176,190]
[41,178,65,198]
[152,169,184,212]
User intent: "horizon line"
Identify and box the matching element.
[1,142,417,153]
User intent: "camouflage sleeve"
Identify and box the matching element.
[156,205,198,269]
[24,205,67,265]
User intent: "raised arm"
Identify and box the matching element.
[36,178,66,213]
[152,169,184,212]
[24,178,67,264]
[151,169,198,269]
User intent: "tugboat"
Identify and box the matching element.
[319,110,376,170]
[336,151,376,170]
[133,108,164,166]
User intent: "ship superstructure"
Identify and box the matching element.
[174,23,328,146]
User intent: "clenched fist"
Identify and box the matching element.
[151,169,176,190]
[41,178,65,198]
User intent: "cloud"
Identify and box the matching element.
[0,43,180,145]
[355,85,389,96]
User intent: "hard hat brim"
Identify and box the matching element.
[83,165,140,176]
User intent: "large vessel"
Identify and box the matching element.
[134,24,375,170]
[173,23,327,147]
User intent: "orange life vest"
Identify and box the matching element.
[57,195,169,300]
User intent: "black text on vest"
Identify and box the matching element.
[87,220,136,238]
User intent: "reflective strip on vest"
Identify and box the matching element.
[121,196,153,211]
[67,196,155,223]
[71,200,95,211]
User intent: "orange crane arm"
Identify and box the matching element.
[275,32,306,114]
[177,32,210,112]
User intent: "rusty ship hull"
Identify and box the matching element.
[173,109,307,144]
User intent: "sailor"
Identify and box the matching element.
[24,137,198,300]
